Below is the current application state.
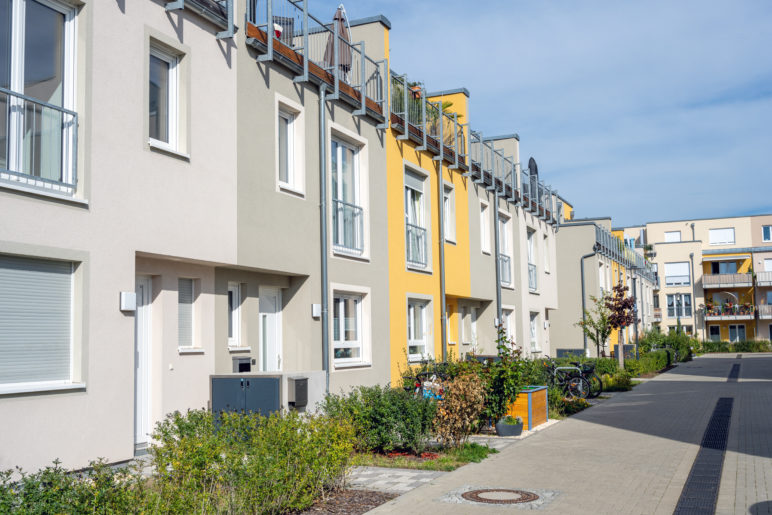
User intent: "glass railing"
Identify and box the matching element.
[332,199,363,253]
[406,222,427,268]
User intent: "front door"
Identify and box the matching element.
[134,276,152,451]
[259,287,282,371]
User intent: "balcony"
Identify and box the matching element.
[653,307,662,322]
[406,223,427,268]
[0,87,78,196]
[702,273,753,289]
[528,263,538,292]
[332,199,363,254]
[705,304,755,321]
[246,1,385,121]
[499,254,512,286]
[756,271,772,287]
[759,305,772,319]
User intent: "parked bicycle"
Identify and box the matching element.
[543,357,590,400]
[570,361,603,399]
[404,362,449,400]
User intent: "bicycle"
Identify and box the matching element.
[570,361,603,399]
[403,362,449,400]
[543,358,591,399]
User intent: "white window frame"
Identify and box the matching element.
[502,306,515,345]
[330,283,371,368]
[529,312,539,351]
[2,0,78,192]
[763,225,771,243]
[664,261,691,286]
[329,124,369,259]
[332,293,363,366]
[275,94,305,196]
[498,211,513,287]
[148,46,179,152]
[709,227,736,246]
[480,200,490,254]
[277,110,295,187]
[664,231,681,243]
[178,277,195,349]
[527,228,536,265]
[666,293,692,318]
[729,324,746,343]
[460,306,471,345]
[227,282,241,349]
[443,183,456,243]
[405,167,429,270]
[407,298,430,362]
[543,234,550,272]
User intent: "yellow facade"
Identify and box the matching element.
[703,254,755,341]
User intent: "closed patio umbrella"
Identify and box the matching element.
[323,4,352,82]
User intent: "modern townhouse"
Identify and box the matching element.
[553,218,657,357]
[619,214,772,342]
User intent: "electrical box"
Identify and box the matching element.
[311,304,321,318]
[119,292,136,312]
[210,376,281,416]
[287,377,308,408]
[232,357,251,373]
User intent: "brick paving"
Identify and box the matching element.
[367,354,772,514]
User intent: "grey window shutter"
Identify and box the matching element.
[0,255,73,385]
[178,278,194,347]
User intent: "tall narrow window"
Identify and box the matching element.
[149,47,178,149]
[178,278,194,348]
[527,229,537,291]
[763,225,771,242]
[277,109,296,188]
[498,213,512,286]
[332,293,362,363]
[529,312,538,351]
[543,234,550,272]
[443,184,455,242]
[470,307,478,345]
[480,201,490,253]
[461,306,471,345]
[331,139,362,254]
[407,299,428,361]
[502,308,514,343]
[405,170,427,268]
[227,283,241,348]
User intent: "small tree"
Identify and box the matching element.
[606,283,637,365]
[576,291,613,357]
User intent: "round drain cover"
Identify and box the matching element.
[461,488,540,505]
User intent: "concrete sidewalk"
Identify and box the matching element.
[368,354,772,514]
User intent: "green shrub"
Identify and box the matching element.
[602,371,633,391]
[638,329,667,353]
[321,385,436,454]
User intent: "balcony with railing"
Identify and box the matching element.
[1,87,78,197]
[246,0,386,121]
[704,303,755,320]
[593,224,657,284]
[756,271,772,287]
[499,254,512,287]
[653,307,662,322]
[758,305,772,319]
[332,199,363,254]
[702,273,753,289]
[406,223,427,268]
[528,263,538,292]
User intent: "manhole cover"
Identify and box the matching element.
[461,488,539,505]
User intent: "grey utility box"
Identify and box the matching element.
[287,377,308,408]
[210,375,281,416]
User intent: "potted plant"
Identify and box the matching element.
[495,415,523,437]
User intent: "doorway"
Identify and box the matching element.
[134,276,152,452]
[259,287,282,371]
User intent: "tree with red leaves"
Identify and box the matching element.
[605,283,637,365]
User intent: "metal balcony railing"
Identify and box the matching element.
[528,263,538,292]
[703,273,753,288]
[406,222,427,268]
[332,199,363,253]
[593,224,657,284]
[705,304,755,319]
[758,305,772,319]
[757,271,772,287]
[499,254,512,286]
[0,87,78,196]
[665,275,690,287]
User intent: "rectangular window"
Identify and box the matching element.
[664,262,690,286]
[502,309,514,343]
[767,291,772,305]
[666,293,691,318]
[277,110,294,187]
[765,259,772,272]
[764,225,772,242]
[709,227,735,245]
[664,231,681,243]
[711,261,738,274]
[1,0,77,193]
[729,324,746,342]
[461,306,471,344]
[227,283,241,348]
[0,254,73,387]
[149,47,178,149]
[332,293,362,363]
[443,184,456,242]
[708,326,720,341]
[480,201,490,254]
[498,213,512,286]
[470,307,478,345]
[407,299,428,361]
[543,235,550,272]
[529,312,539,351]
[331,139,362,254]
[527,229,537,291]
[178,278,194,348]
[405,170,427,268]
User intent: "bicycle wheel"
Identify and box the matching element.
[587,373,603,399]
[565,376,591,400]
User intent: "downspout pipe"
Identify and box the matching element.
[319,83,330,393]
[436,106,448,362]
[493,190,503,329]
[689,252,700,341]
[580,244,599,356]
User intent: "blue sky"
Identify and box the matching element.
[314,0,772,226]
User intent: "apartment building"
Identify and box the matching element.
[553,218,657,357]
[620,214,772,342]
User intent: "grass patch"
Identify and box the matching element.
[351,442,498,472]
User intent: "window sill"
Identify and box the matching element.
[149,139,190,161]
[278,183,305,198]
[502,284,515,291]
[0,181,88,207]
[406,263,432,274]
[178,347,204,354]
[482,250,491,256]
[448,341,457,346]
[529,289,540,295]
[0,381,86,396]
[445,238,456,245]
[228,346,252,353]
[334,362,372,370]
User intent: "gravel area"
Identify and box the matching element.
[300,489,398,514]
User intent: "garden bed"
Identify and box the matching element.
[300,489,397,514]
[350,442,497,472]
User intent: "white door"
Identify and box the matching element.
[765,259,772,272]
[134,276,152,450]
[259,287,282,371]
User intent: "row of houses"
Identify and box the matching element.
[0,0,572,471]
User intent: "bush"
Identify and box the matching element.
[151,409,354,514]
[602,371,633,392]
[434,373,486,448]
[547,386,591,417]
[321,385,436,454]
[697,339,772,353]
